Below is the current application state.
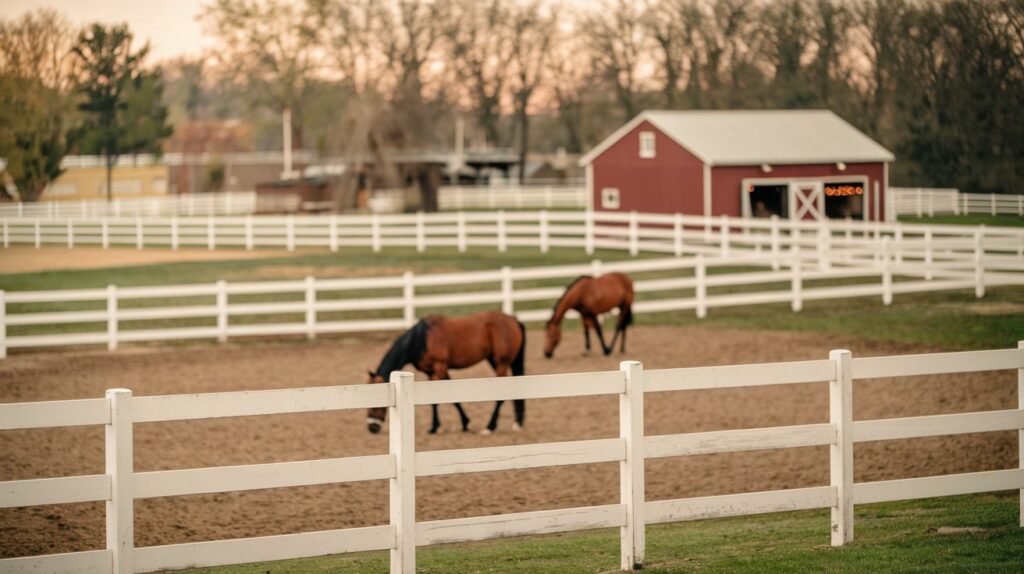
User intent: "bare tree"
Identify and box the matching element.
[580,0,647,119]
[508,1,558,182]
[200,0,319,148]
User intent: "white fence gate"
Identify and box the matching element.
[1,345,1021,572]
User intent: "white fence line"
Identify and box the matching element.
[2,237,1021,356]
[1,345,1021,572]
[0,192,301,219]
[438,185,587,210]
[3,212,1023,268]
[889,188,1024,218]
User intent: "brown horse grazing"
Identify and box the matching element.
[544,273,634,358]
[366,310,526,435]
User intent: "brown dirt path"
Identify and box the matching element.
[0,325,1016,558]
[0,246,308,274]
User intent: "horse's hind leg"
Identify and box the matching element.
[484,400,504,433]
[453,402,471,432]
[590,315,612,355]
[513,399,525,430]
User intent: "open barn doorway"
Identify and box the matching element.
[747,184,788,218]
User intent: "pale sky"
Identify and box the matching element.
[2,0,213,62]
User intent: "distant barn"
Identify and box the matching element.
[579,110,894,221]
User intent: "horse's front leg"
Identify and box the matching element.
[453,402,471,432]
[483,363,510,433]
[590,315,612,355]
[582,315,593,355]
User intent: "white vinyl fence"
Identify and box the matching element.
[889,188,1024,218]
[1,345,1021,573]
[0,192,300,219]
[438,184,587,210]
[2,241,1022,358]
[3,212,1024,269]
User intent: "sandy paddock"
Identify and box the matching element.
[0,325,1017,558]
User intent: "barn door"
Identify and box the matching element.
[788,181,825,221]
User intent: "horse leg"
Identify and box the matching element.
[483,363,510,434]
[582,315,593,355]
[590,315,612,355]
[513,399,525,430]
[429,404,441,434]
[453,402,471,432]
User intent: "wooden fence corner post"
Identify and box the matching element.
[695,255,707,319]
[216,280,228,343]
[974,226,985,298]
[106,388,134,574]
[881,238,892,306]
[673,212,684,257]
[0,290,7,360]
[501,266,514,315]
[457,211,467,253]
[107,285,118,351]
[619,360,645,571]
[497,210,507,253]
[389,371,416,574]
[403,272,416,327]
[629,211,639,256]
[829,349,853,546]
[791,246,803,312]
[415,211,426,253]
[540,210,550,254]
[1018,340,1023,528]
[304,276,316,340]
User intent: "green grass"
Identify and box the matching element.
[900,214,1024,227]
[176,493,1024,573]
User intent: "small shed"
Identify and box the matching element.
[579,110,895,221]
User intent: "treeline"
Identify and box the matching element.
[2,1,1022,200]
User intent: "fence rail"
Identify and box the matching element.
[438,184,587,210]
[0,192,300,219]
[2,234,1022,357]
[889,188,1024,218]
[1,345,1021,573]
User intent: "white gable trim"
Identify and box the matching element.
[578,112,714,167]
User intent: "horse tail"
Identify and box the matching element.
[512,319,527,377]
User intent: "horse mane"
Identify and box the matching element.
[548,275,588,324]
[375,319,429,380]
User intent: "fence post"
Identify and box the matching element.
[102,219,110,249]
[497,210,507,253]
[619,360,646,570]
[390,371,416,574]
[67,220,74,248]
[415,211,426,253]
[0,291,6,359]
[207,216,215,250]
[991,193,996,216]
[719,214,730,258]
[974,227,985,298]
[171,216,179,251]
[915,188,923,217]
[829,349,854,546]
[48,201,55,218]
[545,186,553,208]
[585,210,595,255]
[673,212,684,257]
[135,218,143,250]
[1018,195,1023,217]
[107,285,118,351]
[106,388,134,574]
[114,199,122,219]
[881,238,893,305]
[457,211,467,253]
[372,213,382,252]
[924,229,933,280]
[791,246,803,312]
[403,272,415,327]
[893,224,903,264]
[245,215,254,250]
[501,266,514,315]
[591,259,603,278]
[1018,340,1023,528]
[629,211,639,256]
[817,222,830,271]
[695,255,707,319]
[34,219,40,248]
[540,210,550,254]
[329,214,339,252]
[3,219,8,247]
[303,276,317,340]
[286,214,296,252]
[216,280,228,342]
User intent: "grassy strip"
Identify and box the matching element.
[899,214,1023,228]
[177,493,1023,573]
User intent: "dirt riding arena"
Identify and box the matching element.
[0,325,1017,559]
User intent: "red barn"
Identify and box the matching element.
[580,110,894,221]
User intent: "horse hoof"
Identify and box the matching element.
[428,428,439,435]
[512,423,522,432]
[479,428,493,435]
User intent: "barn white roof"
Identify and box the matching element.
[579,110,895,166]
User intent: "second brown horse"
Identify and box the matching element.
[544,272,634,358]
[366,310,526,435]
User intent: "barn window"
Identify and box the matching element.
[601,187,620,209]
[639,131,656,158]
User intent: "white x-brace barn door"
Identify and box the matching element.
[789,181,825,221]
